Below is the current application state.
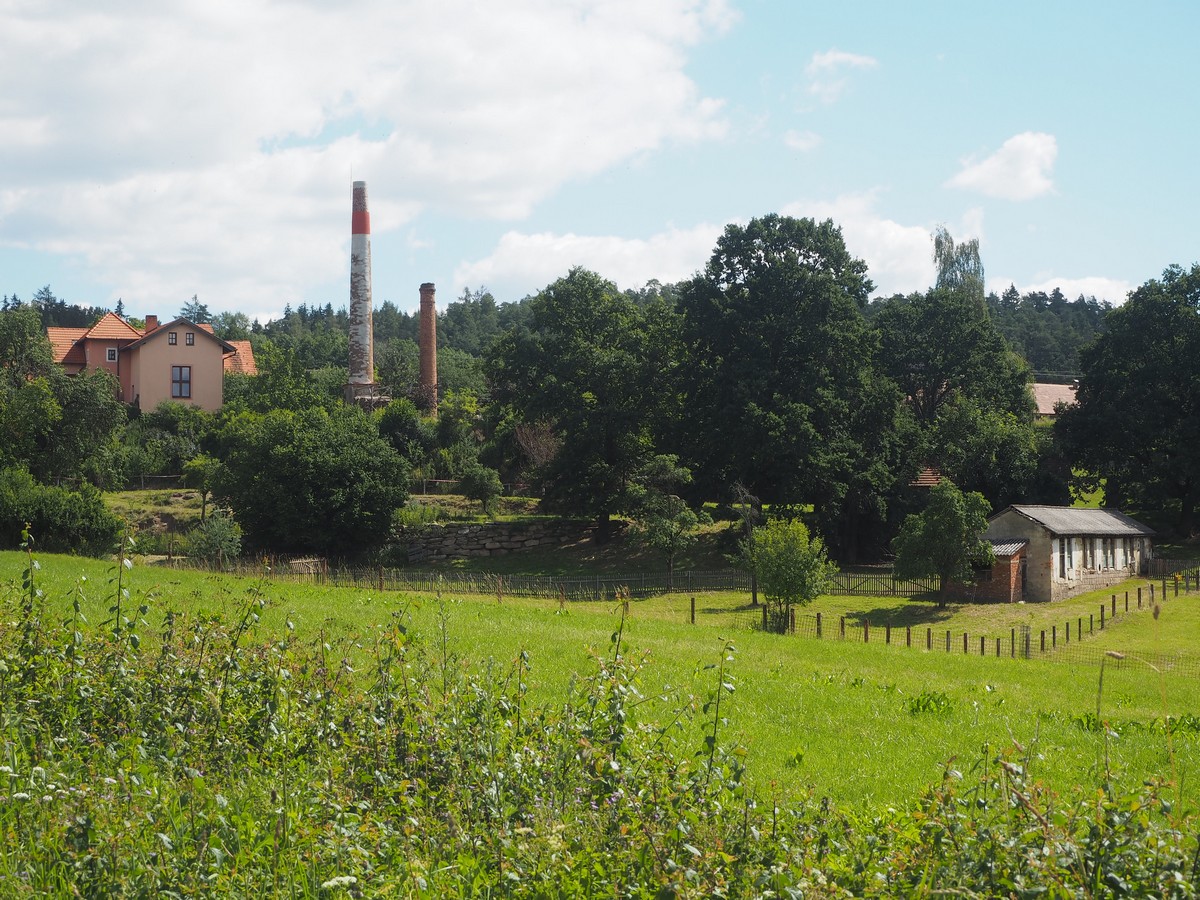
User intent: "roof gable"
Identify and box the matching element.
[126,318,235,353]
[994,505,1155,537]
[47,327,89,365]
[85,312,143,341]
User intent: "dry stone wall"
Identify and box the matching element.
[401,521,595,563]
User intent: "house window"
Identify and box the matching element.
[171,365,191,399]
[168,331,177,345]
[1058,539,1065,578]
[185,332,195,345]
[106,347,117,362]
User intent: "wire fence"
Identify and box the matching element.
[158,556,1199,674]
[159,557,944,601]
[727,575,1200,677]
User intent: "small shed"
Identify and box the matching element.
[983,506,1154,603]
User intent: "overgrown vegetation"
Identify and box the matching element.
[1,546,1196,896]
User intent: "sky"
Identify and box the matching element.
[2,1,1198,324]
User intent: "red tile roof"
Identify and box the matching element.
[47,327,89,366]
[85,311,143,341]
[223,340,258,375]
[1032,382,1076,416]
[910,466,943,488]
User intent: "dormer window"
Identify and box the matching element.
[185,332,195,345]
[168,331,177,345]
[106,347,117,362]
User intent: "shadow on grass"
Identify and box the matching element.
[842,599,956,628]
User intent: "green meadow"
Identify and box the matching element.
[5,550,1196,813]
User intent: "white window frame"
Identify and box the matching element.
[106,347,117,362]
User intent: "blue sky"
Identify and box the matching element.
[2,1,1196,323]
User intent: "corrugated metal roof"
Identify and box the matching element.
[989,538,1028,557]
[1032,382,1076,416]
[1000,506,1155,536]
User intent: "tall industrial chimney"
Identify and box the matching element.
[419,282,438,415]
[345,180,375,402]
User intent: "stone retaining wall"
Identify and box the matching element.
[401,521,595,563]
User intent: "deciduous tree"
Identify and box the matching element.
[674,215,900,556]
[212,406,408,557]
[486,268,667,542]
[1057,264,1200,531]
[748,518,838,631]
[892,480,994,606]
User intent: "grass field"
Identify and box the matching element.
[4,549,1196,816]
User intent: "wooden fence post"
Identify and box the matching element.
[864,620,870,643]
[1089,613,1094,634]
[906,626,912,648]
[1010,627,1015,657]
[816,612,822,638]
[927,627,932,650]
[840,616,846,639]
[963,632,968,654]
[1100,605,1105,629]
[789,607,796,634]
[945,630,951,652]
[1052,625,1056,647]
[1138,586,1142,608]
[1112,595,1117,616]
[885,624,891,645]
[1041,630,1046,652]
[979,635,985,656]
[995,638,1001,657]
[690,596,695,625]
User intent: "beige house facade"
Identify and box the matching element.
[48,313,256,412]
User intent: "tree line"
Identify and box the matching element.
[1,215,1195,561]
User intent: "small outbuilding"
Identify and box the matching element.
[979,506,1154,603]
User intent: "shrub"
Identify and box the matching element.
[0,466,123,555]
[184,508,243,563]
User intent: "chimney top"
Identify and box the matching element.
[145,315,158,333]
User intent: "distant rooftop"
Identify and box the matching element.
[1032,382,1076,416]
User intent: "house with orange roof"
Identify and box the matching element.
[48,313,256,411]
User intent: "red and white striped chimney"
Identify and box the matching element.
[348,181,374,386]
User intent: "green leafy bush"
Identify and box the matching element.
[184,508,242,563]
[0,466,122,555]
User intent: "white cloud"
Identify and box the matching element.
[1002,275,1133,305]
[782,191,938,296]
[805,49,878,103]
[946,132,1057,201]
[454,223,726,296]
[783,129,821,152]
[0,0,733,311]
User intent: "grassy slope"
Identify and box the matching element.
[3,550,1196,815]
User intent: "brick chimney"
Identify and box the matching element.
[145,315,158,333]
[419,283,438,416]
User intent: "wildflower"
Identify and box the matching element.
[11,793,30,801]
[320,875,358,890]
